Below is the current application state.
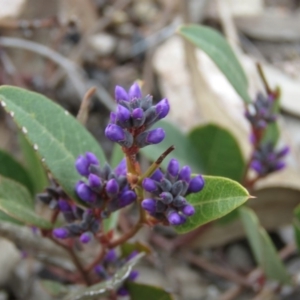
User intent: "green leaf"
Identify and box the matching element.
[127,282,174,300]
[0,86,106,205]
[175,176,249,234]
[178,25,251,103]
[19,133,48,193]
[63,253,144,300]
[40,280,68,297]
[240,207,290,284]
[141,120,202,172]
[110,144,124,168]
[0,176,52,228]
[0,149,34,195]
[189,124,245,181]
[293,220,300,254]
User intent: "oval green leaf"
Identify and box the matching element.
[0,176,52,228]
[141,120,202,172]
[0,86,106,204]
[176,176,249,234]
[127,282,174,300]
[189,123,245,181]
[19,133,48,193]
[0,149,34,195]
[240,207,290,285]
[178,24,251,103]
[63,253,144,300]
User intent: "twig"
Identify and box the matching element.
[0,37,115,111]
[186,253,252,288]
[77,87,96,125]
[220,243,296,300]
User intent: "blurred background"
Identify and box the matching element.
[1,0,300,299]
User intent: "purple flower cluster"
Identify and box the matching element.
[251,142,289,176]
[105,83,170,150]
[245,93,276,130]
[75,152,136,214]
[95,249,139,297]
[141,159,204,225]
[52,207,99,243]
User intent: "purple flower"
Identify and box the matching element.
[167,158,180,177]
[142,178,158,193]
[128,82,142,99]
[53,228,69,239]
[141,199,156,213]
[76,183,97,203]
[106,179,119,195]
[105,124,133,148]
[80,232,93,244]
[156,98,170,119]
[135,128,165,147]
[188,175,205,193]
[115,86,129,102]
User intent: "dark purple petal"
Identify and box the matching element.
[178,166,191,182]
[128,270,139,281]
[146,128,165,144]
[116,105,131,122]
[142,178,158,193]
[274,161,286,171]
[85,152,99,166]
[53,228,69,239]
[167,158,180,177]
[117,287,129,296]
[141,199,156,212]
[251,160,263,174]
[167,210,181,225]
[105,249,117,262]
[80,232,93,244]
[76,183,97,203]
[115,85,129,102]
[58,199,72,212]
[132,108,144,119]
[105,124,125,142]
[119,190,136,207]
[114,158,127,176]
[106,179,119,194]
[75,155,89,176]
[156,98,170,119]
[110,112,117,123]
[151,169,164,181]
[182,204,195,216]
[128,82,142,99]
[277,146,290,158]
[88,174,102,189]
[188,175,205,193]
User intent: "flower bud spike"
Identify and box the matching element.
[115,85,129,102]
[128,82,142,99]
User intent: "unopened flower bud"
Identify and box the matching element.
[115,86,129,102]
[182,204,195,216]
[128,82,142,99]
[53,228,69,239]
[179,166,191,182]
[188,175,205,193]
[141,199,156,213]
[80,231,93,244]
